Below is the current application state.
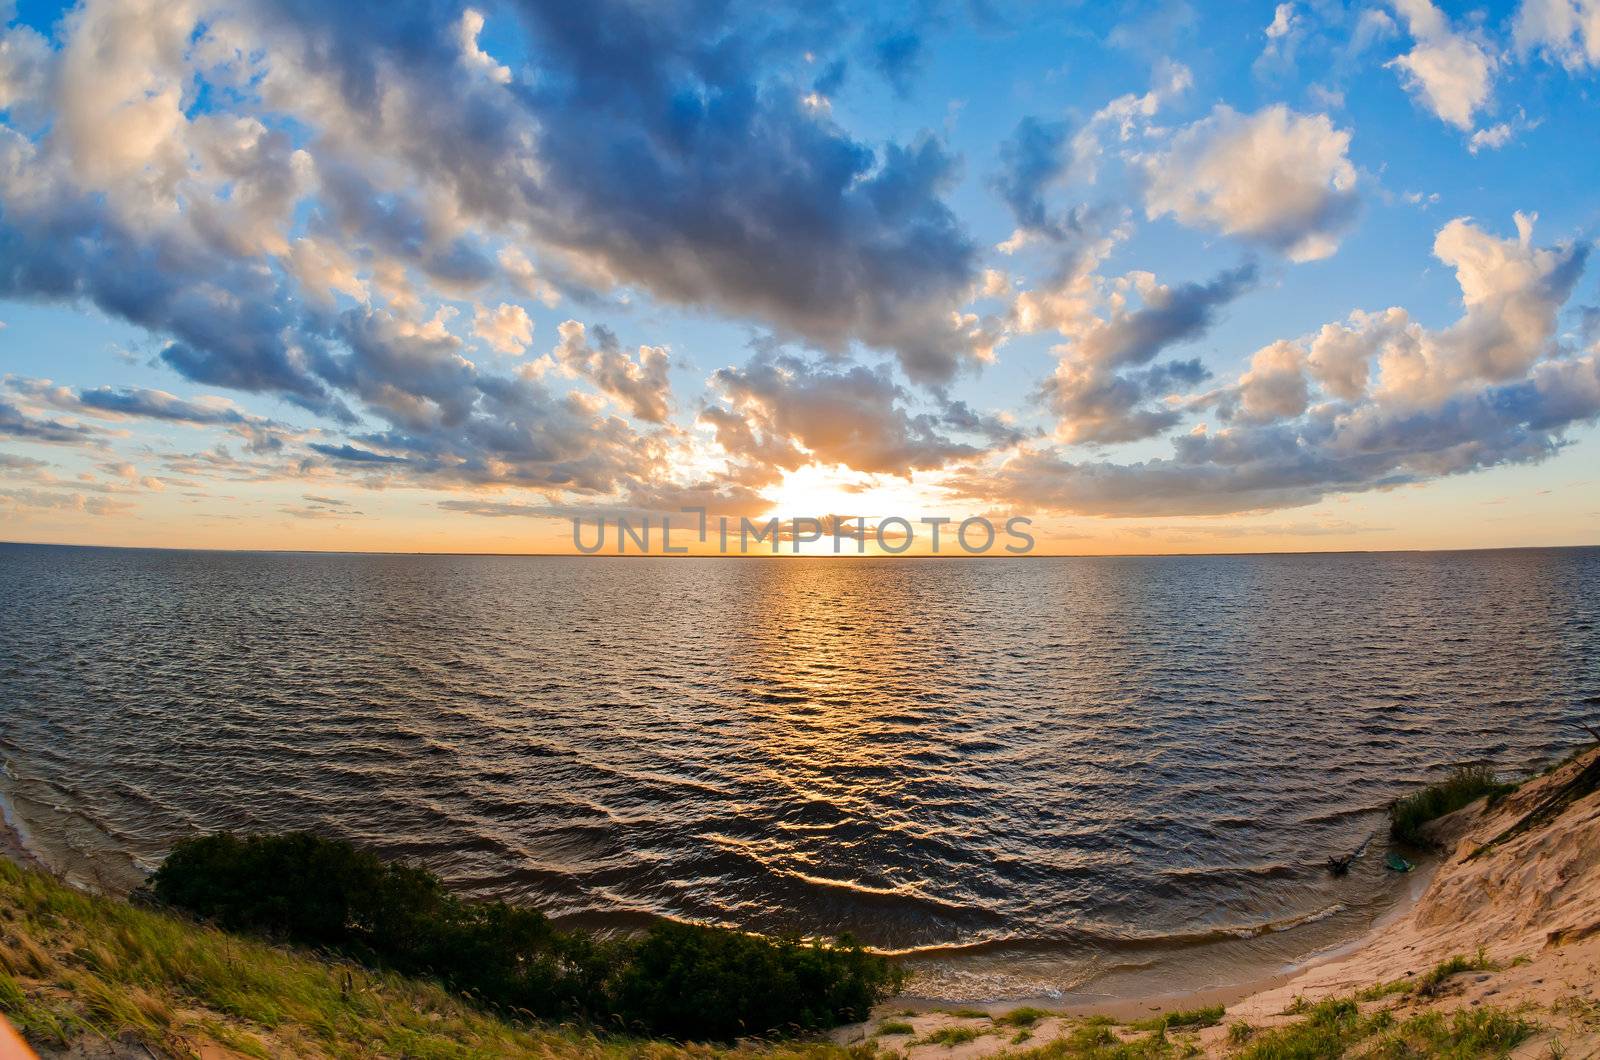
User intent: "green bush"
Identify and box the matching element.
[610,921,897,1041]
[1389,766,1514,846]
[149,831,901,1042]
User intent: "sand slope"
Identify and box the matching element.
[847,745,1600,1058]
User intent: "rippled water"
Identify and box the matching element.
[2,544,1597,999]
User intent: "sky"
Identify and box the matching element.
[1,0,1598,556]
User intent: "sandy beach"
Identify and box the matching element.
[841,744,1600,1058]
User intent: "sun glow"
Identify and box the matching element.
[761,465,939,522]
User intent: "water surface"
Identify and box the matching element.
[1,544,1596,999]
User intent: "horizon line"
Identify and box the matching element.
[4,538,1599,562]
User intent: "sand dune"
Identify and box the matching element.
[848,744,1600,1058]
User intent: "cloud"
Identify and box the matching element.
[1255,2,1306,78]
[233,0,988,382]
[551,321,672,424]
[949,215,1596,517]
[1468,122,1514,152]
[0,398,101,444]
[1513,0,1600,70]
[472,303,534,355]
[704,352,1012,479]
[872,27,924,97]
[0,452,49,471]
[0,0,998,529]
[0,487,133,517]
[1036,264,1256,443]
[1234,339,1311,423]
[1144,104,1359,262]
[993,116,1074,240]
[1387,0,1497,130]
[951,355,1600,516]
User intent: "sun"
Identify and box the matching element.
[760,465,945,522]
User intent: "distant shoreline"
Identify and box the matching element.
[4,538,1599,560]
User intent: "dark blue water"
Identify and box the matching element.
[1,544,1596,999]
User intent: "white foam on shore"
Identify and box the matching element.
[0,760,44,866]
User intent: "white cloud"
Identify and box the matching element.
[1070,60,1193,185]
[285,237,367,307]
[1144,104,1359,262]
[1267,4,1296,39]
[456,9,511,84]
[49,0,195,203]
[1468,122,1514,153]
[497,247,561,308]
[1387,0,1497,131]
[1237,340,1310,422]
[472,303,534,355]
[1514,0,1600,69]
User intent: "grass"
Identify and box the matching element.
[1416,949,1498,996]
[997,1007,1053,1028]
[1131,1005,1223,1032]
[1236,998,1387,1059]
[1368,1008,1537,1057]
[1238,992,1537,1060]
[918,1025,983,1047]
[0,858,875,1059]
[876,1020,915,1037]
[1011,1019,1171,1059]
[1390,766,1516,847]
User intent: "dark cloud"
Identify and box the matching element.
[0,399,100,444]
[306,442,410,464]
[248,0,986,382]
[872,28,924,96]
[993,116,1073,238]
[1039,265,1254,443]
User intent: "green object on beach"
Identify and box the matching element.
[1385,853,1414,872]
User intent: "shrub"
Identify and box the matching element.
[610,921,898,1041]
[1389,766,1514,846]
[150,831,901,1042]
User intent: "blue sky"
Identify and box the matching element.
[1,0,1597,553]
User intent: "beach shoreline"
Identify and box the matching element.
[840,743,1600,1057]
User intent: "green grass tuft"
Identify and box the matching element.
[997,1006,1053,1027]
[1132,1005,1223,1032]
[1415,948,1498,996]
[1370,1007,1537,1056]
[876,1020,914,1036]
[919,1025,982,1047]
[1390,766,1515,846]
[1010,1019,1172,1059]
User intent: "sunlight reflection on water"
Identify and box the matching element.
[1,544,1596,998]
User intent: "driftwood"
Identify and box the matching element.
[1326,853,1354,876]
